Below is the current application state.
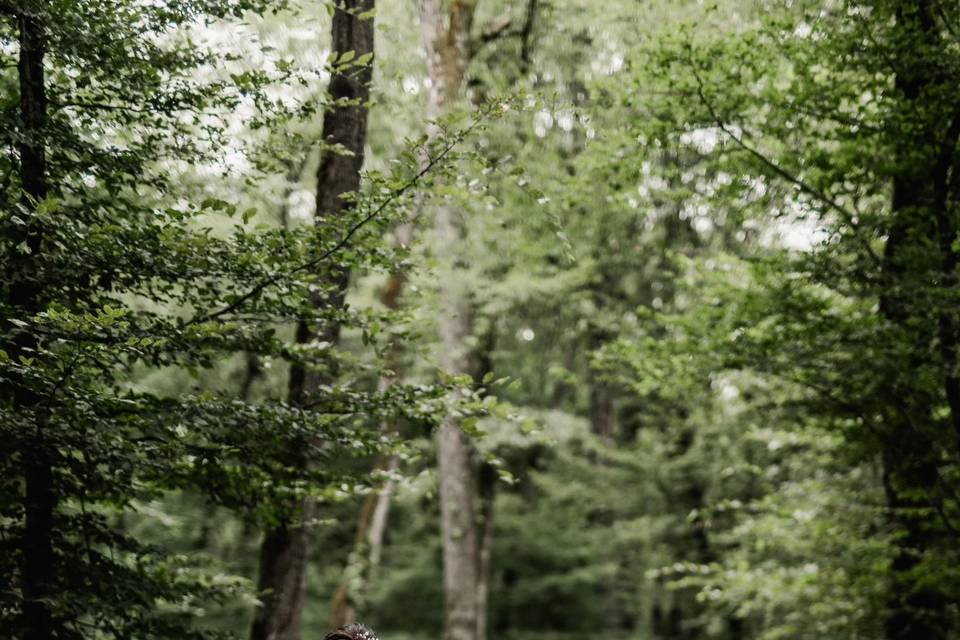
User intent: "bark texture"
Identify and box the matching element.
[415,3,484,640]
[879,2,958,639]
[250,3,374,639]
[12,10,55,640]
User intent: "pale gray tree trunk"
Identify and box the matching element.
[415,3,483,640]
[328,450,399,629]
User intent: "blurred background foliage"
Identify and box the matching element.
[4,0,959,639]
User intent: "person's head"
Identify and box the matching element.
[324,624,379,640]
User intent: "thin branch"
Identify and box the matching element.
[936,5,959,39]
[46,348,84,402]
[191,110,488,325]
[480,15,512,43]
[852,11,902,80]
[690,66,883,266]
[50,99,150,114]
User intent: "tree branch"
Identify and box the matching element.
[191,109,489,324]
[520,0,538,68]
[50,99,150,114]
[690,66,882,266]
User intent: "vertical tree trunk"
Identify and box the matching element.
[437,414,479,640]
[365,456,398,569]
[250,3,374,639]
[587,372,615,439]
[12,10,55,640]
[475,462,497,640]
[329,221,412,628]
[252,514,316,640]
[879,3,955,639]
[587,264,619,440]
[328,453,399,629]
[239,351,263,402]
[519,0,538,70]
[415,3,481,640]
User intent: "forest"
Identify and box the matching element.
[2,0,959,639]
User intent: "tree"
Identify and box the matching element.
[622,0,960,637]
[0,1,444,637]
[415,2,485,640]
[249,2,376,639]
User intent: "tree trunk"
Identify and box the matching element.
[437,413,479,640]
[239,350,263,402]
[329,218,413,627]
[250,3,374,639]
[879,3,956,639]
[519,0,538,70]
[475,462,497,640]
[588,374,615,439]
[416,3,481,640]
[587,262,619,440]
[251,508,316,640]
[365,455,398,569]
[12,10,55,640]
[328,453,400,628]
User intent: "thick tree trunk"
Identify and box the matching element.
[22,454,55,640]
[12,10,55,640]
[879,3,956,639]
[434,191,478,640]
[250,3,374,639]
[881,447,946,640]
[251,507,316,640]
[880,189,953,640]
[437,413,479,640]
[416,3,482,640]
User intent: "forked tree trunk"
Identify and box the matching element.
[250,3,374,639]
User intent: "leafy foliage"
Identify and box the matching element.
[5,1,960,639]
[0,1,483,637]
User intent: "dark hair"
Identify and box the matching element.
[324,624,380,640]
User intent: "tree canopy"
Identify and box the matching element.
[2,1,959,640]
